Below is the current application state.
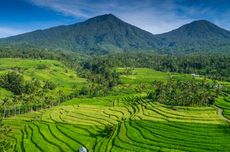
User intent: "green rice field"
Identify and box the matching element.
[1,59,230,152]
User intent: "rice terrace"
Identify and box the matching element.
[0,0,230,152]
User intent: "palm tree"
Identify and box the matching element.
[58,90,64,105]
[2,98,9,118]
[12,96,20,116]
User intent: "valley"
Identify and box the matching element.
[1,58,230,152]
[1,3,230,151]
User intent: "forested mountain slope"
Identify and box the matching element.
[0,14,230,54]
[156,20,230,54]
[0,14,161,54]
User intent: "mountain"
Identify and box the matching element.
[0,14,161,54]
[156,20,230,54]
[0,15,230,54]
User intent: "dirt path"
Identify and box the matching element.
[213,105,230,124]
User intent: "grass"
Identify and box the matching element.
[1,60,230,152]
[215,95,230,119]
[0,87,12,100]
[4,97,230,152]
[0,58,87,99]
[117,68,193,84]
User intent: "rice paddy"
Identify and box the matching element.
[4,96,230,152]
[1,59,230,152]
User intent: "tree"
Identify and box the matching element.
[0,105,10,151]
[148,78,219,106]
[2,98,9,118]
[0,72,24,95]
[43,81,56,90]
[12,96,19,116]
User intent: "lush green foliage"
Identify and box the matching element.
[0,72,43,95]
[3,96,230,152]
[1,15,230,54]
[0,58,87,117]
[0,106,10,151]
[215,85,230,120]
[1,58,230,152]
[102,53,230,81]
[0,14,160,54]
[0,72,24,95]
[156,20,230,54]
[147,78,220,106]
[77,58,120,96]
[0,13,230,151]
[0,46,90,71]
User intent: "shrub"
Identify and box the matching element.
[0,72,24,95]
[148,78,220,106]
[43,81,56,90]
[36,64,47,69]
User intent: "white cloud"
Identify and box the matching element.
[29,0,109,18]
[16,0,230,34]
[28,0,196,34]
[117,7,193,34]
[0,27,27,38]
[1,0,229,38]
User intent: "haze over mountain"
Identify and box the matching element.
[0,14,230,54]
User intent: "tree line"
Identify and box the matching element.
[0,46,89,69]
[77,58,120,97]
[99,53,230,82]
[0,63,120,118]
[1,47,229,82]
[147,78,222,106]
[0,71,56,95]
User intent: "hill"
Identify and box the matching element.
[0,14,161,54]
[3,66,230,152]
[156,20,230,54]
[0,15,230,54]
[0,58,86,101]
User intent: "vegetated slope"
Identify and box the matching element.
[3,67,230,152]
[0,87,12,100]
[1,14,230,54]
[216,84,230,120]
[0,14,161,54]
[0,58,86,99]
[156,20,230,54]
[5,99,230,152]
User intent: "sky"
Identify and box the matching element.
[0,0,230,38]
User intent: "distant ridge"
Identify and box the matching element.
[0,14,161,54]
[0,14,230,54]
[156,20,230,54]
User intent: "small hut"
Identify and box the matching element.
[79,147,87,152]
[191,74,199,77]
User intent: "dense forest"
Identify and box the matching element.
[100,53,230,81]
[1,14,230,55]
[1,49,228,112]
[0,71,60,117]
[77,60,120,96]
[1,4,230,152]
[0,48,230,82]
[0,49,230,151]
[0,54,120,119]
[147,78,221,106]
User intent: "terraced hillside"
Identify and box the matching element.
[0,58,86,96]
[4,96,230,152]
[215,87,230,120]
[2,64,230,152]
[0,58,87,111]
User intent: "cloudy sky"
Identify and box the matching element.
[0,0,230,38]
